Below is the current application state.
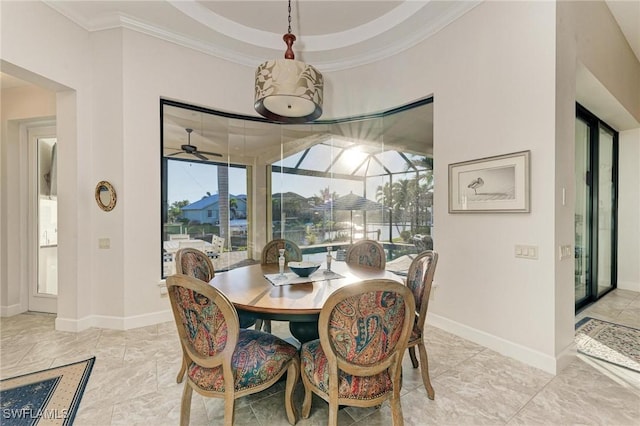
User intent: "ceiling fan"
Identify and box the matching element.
[166,128,222,160]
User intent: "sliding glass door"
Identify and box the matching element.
[575,104,618,311]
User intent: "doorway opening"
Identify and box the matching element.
[28,125,58,314]
[575,103,618,312]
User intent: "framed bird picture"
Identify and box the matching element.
[448,150,530,213]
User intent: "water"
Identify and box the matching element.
[316,222,411,242]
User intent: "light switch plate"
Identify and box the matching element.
[98,238,110,249]
[515,245,538,259]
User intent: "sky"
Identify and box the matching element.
[167,159,388,205]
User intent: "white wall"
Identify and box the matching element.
[1,1,638,374]
[1,1,94,328]
[618,129,640,292]
[561,0,640,295]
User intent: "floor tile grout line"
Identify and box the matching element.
[502,368,557,425]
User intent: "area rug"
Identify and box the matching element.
[0,357,95,425]
[575,317,640,372]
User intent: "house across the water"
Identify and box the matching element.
[182,194,247,225]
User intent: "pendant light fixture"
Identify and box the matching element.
[254,0,323,123]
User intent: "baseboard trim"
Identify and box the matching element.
[55,309,173,332]
[0,304,27,317]
[427,312,561,375]
[617,280,640,292]
[555,341,577,373]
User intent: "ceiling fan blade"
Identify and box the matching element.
[166,151,183,157]
[193,152,208,161]
[197,150,223,158]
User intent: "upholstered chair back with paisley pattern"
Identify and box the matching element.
[175,247,215,282]
[175,247,256,348]
[168,274,239,374]
[257,239,302,333]
[345,239,386,270]
[261,239,303,264]
[404,250,438,400]
[299,279,415,426]
[166,274,301,426]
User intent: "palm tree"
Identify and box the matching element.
[229,197,238,219]
[217,165,229,248]
[407,155,434,232]
[375,182,392,206]
[376,180,411,235]
[315,187,337,205]
[168,200,189,223]
[414,156,433,171]
[393,179,412,232]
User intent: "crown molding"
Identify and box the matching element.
[43,0,482,72]
[166,0,430,52]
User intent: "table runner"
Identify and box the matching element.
[265,270,345,286]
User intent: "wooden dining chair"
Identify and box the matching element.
[261,239,303,264]
[345,239,386,270]
[175,247,215,282]
[174,247,258,383]
[258,239,303,332]
[167,274,300,426]
[300,279,415,426]
[404,250,438,399]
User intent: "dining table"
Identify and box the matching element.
[208,260,404,344]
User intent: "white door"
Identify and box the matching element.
[28,125,58,313]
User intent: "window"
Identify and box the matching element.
[161,98,434,277]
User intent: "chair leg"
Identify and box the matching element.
[408,345,419,368]
[255,319,263,331]
[389,392,405,426]
[180,384,193,426]
[328,399,339,426]
[301,377,312,419]
[176,355,187,383]
[224,393,235,426]
[417,342,435,400]
[284,360,299,425]
[264,319,272,333]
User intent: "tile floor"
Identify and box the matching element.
[1,289,639,425]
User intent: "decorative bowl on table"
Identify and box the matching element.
[288,261,321,277]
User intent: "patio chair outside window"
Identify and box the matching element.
[178,240,205,252]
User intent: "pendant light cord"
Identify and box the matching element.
[287,0,292,34]
[283,0,296,60]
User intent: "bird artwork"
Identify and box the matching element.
[467,177,484,195]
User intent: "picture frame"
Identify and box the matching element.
[448,150,530,213]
